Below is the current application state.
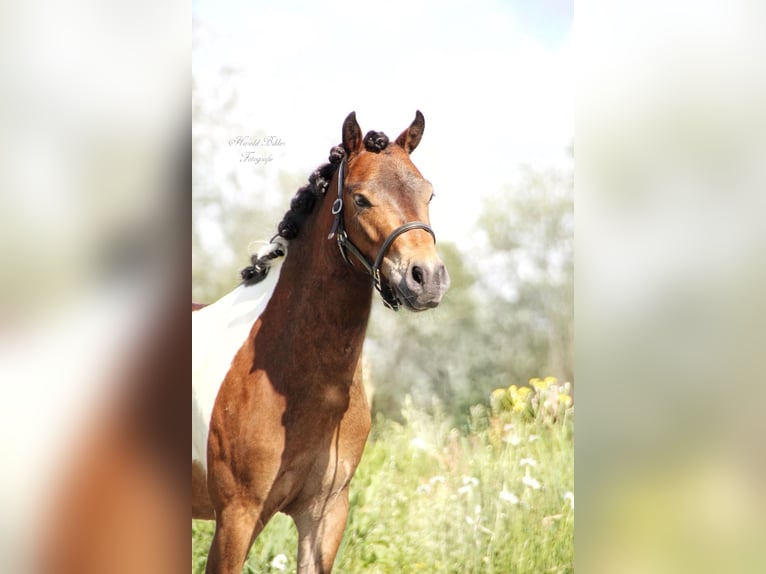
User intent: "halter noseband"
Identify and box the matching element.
[327,158,435,311]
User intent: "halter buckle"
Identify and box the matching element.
[336,231,352,266]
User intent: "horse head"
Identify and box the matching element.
[334,111,450,311]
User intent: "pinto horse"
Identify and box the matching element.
[192,111,450,574]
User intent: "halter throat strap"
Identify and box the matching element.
[328,157,436,311]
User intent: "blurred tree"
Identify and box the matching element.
[476,161,574,389]
[366,241,484,419]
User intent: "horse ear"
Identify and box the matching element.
[395,110,425,154]
[342,111,363,155]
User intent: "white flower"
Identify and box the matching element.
[519,457,537,467]
[416,483,432,494]
[410,437,429,451]
[270,553,288,571]
[457,485,472,495]
[499,489,519,505]
[429,475,446,485]
[504,434,521,446]
[528,434,540,443]
[462,476,479,487]
[522,475,541,490]
[563,491,574,509]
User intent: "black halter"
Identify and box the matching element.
[327,158,436,311]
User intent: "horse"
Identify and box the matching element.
[192,111,450,574]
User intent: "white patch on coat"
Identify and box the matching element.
[192,255,284,473]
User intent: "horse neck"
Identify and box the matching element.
[262,177,374,384]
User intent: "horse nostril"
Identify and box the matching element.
[411,265,424,285]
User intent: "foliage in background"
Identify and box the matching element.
[477,165,574,388]
[192,382,573,573]
[366,162,573,420]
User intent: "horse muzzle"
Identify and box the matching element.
[394,259,450,311]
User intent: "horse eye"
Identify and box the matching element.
[353,194,372,208]
[428,192,435,203]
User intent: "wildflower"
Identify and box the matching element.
[522,474,541,490]
[504,434,521,446]
[416,483,432,495]
[458,476,478,495]
[529,377,546,391]
[528,434,540,443]
[499,489,519,504]
[270,554,288,571]
[563,491,574,509]
[517,386,532,400]
[519,457,537,467]
[429,475,445,485]
[410,437,429,451]
[490,388,510,413]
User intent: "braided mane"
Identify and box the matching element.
[240,130,390,285]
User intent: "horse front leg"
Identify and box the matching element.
[205,501,266,574]
[292,486,350,574]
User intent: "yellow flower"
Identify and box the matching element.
[544,376,558,387]
[517,386,532,400]
[490,388,508,412]
[529,377,549,391]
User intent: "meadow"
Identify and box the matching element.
[192,378,573,573]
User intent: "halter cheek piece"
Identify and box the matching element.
[327,158,435,311]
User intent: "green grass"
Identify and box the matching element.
[192,387,573,573]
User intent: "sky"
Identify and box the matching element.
[193,0,572,244]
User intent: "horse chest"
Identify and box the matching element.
[256,380,369,511]
[272,420,361,514]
